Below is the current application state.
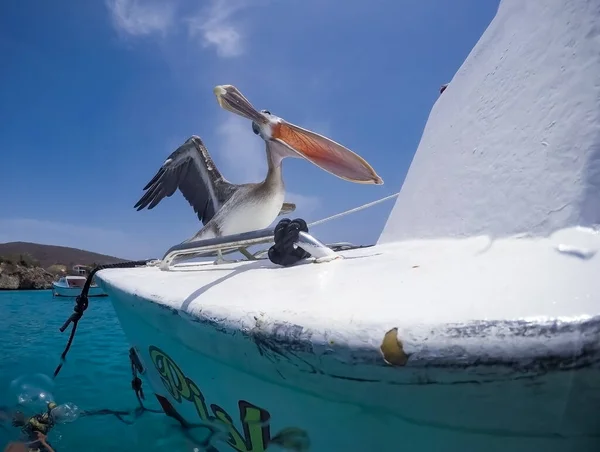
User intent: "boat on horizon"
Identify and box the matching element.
[52,275,107,298]
[93,1,600,450]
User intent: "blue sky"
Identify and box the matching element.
[0,0,499,259]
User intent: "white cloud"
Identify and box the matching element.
[105,0,254,57]
[187,0,247,58]
[106,0,175,37]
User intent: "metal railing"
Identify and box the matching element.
[158,227,338,270]
[153,193,401,271]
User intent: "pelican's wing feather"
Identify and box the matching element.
[278,202,296,216]
[134,136,236,225]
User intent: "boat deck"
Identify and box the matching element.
[97,227,600,369]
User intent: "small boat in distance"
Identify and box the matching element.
[52,275,107,298]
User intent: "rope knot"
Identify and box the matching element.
[73,295,89,315]
[131,377,144,399]
[268,218,311,267]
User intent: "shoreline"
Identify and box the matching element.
[0,263,56,291]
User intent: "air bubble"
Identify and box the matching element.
[50,402,80,423]
[9,373,55,414]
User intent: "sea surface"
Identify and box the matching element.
[0,290,196,451]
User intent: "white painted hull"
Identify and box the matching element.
[52,283,107,298]
[96,233,600,452]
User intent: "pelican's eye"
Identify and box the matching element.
[261,110,271,115]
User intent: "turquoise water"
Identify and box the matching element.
[0,290,194,451]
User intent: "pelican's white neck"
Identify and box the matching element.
[266,145,285,173]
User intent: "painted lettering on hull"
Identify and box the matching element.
[148,345,271,452]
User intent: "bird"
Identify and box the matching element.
[135,84,383,264]
[133,135,295,262]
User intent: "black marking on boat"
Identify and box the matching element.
[189,314,231,335]
[245,319,321,374]
[442,317,599,339]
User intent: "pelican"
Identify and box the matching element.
[134,135,296,261]
[135,84,383,263]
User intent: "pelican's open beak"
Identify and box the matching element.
[214,84,383,185]
[213,85,267,124]
[271,121,384,185]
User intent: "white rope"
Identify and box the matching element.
[248,192,400,260]
[308,192,400,228]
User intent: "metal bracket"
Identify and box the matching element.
[158,227,340,271]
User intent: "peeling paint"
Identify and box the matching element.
[380,327,409,366]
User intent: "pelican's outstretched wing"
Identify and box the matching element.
[134,135,236,225]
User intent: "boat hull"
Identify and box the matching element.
[52,284,107,298]
[97,239,600,452]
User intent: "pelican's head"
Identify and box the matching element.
[214,84,383,185]
[252,110,272,138]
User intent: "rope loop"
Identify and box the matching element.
[268,218,312,266]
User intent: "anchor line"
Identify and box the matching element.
[49,262,232,446]
[53,260,154,380]
[51,261,166,424]
[61,349,220,440]
[76,348,163,425]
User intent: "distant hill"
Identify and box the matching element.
[0,241,127,269]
